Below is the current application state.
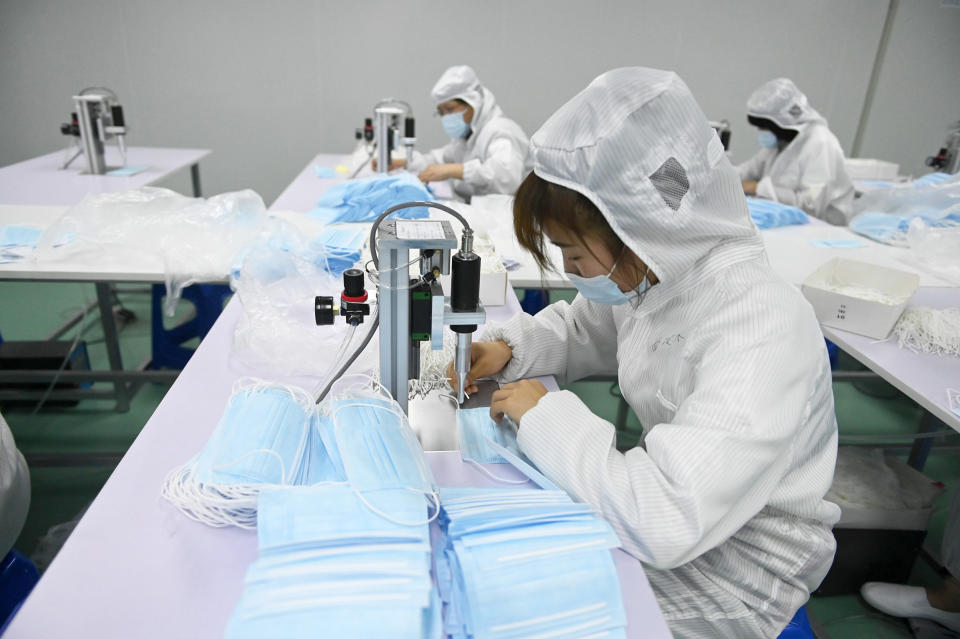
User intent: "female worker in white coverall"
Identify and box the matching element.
[380,65,530,202]
[737,78,854,225]
[450,67,841,638]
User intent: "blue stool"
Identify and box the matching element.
[520,289,550,315]
[0,549,39,633]
[151,284,231,370]
[778,605,814,639]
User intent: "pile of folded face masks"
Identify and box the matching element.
[436,486,627,639]
[850,175,960,246]
[310,173,432,223]
[745,197,810,230]
[310,224,366,275]
[224,484,440,639]
[162,377,439,529]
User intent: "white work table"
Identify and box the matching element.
[4,293,672,639]
[5,156,673,638]
[0,146,210,205]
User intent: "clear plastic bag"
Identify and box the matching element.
[32,187,272,314]
[850,174,960,246]
[229,241,378,383]
[905,218,960,284]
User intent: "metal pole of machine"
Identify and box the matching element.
[374,106,403,174]
[74,95,107,175]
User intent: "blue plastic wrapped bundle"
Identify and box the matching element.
[746,197,810,230]
[310,173,432,223]
[436,486,628,639]
[912,172,953,188]
[850,175,960,245]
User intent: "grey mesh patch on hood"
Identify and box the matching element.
[649,157,689,211]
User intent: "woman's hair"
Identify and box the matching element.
[513,172,624,272]
[746,115,799,143]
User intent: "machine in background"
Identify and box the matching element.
[926,122,960,174]
[709,119,732,151]
[59,88,128,175]
[315,202,483,415]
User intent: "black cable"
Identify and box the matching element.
[314,201,472,404]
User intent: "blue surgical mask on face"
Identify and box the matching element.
[567,252,651,306]
[441,111,470,139]
[757,130,779,148]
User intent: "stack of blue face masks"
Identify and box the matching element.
[912,172,952,188]
[850,210,960,245]
[436,487,627,639]
[161,381,345,528]
[310,225,365,275]
[225,484,440,639]
[746,197,810,230]
[310,173,432,223]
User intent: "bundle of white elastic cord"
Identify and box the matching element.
[894,306,960,357]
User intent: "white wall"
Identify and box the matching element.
[1,0,950,206]
[858,0,960,178]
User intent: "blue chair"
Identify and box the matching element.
[0,549,39,633]
[150,284,231,370]
[778,605,815,639]
[520,289,550,315]
[825,339,838,370]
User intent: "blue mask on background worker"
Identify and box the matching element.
[757,130,779,148]
[441,112,470,139]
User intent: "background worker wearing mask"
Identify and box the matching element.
[738,78,854,225]
[449,68,840,638]
[377,65,530,201]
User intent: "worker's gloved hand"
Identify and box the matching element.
[418,163,462,183]
[370,157,406,171]
[446,340,512,396]
[490,380,548,425]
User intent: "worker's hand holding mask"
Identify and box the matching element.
[418,163,462,183]
[490,380,548,425]
[447,341,513,396]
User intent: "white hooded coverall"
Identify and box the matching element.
[407,65,530,201]
[483,68,840,638]
[737,78,854,226]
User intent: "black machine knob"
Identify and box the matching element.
[314,296,334,325]
[342,268,365,299]
[364,118,374,143]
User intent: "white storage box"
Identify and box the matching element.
[801,258,918,339]
[845,158,899,181]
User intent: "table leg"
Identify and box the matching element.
[96,282,129,412]
[907,411,942,471]
[190,162,202,197]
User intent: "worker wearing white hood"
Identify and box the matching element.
[400,65,530,201]
[451,68,840,637]
[737,78,854,225]
[1,411,30,559]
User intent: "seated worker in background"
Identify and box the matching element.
[1,411,30,559]
[375,65,530,202]
[450,67,840,638]
[737,78,854,225]
[861,488,960,632]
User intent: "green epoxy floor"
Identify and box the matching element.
[2,282,958,638]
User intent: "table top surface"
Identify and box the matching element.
[0,146,210,206]
[4,292,671,639]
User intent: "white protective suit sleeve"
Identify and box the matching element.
[736,148,774,182]
[754,133,836,217]
[0,412,30,557]
[461,135,527,196]
[507,289,813,570]
[406,145,457,173]
[483,297,618,384]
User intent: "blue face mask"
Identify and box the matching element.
[457,407,522,464]
[757,130,779,148]
[441,111,470,139]
[191,386,314,486]
[567,252,651,306]
[435,487,628,639]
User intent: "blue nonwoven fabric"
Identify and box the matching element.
[850,211,960,245]
[0,225,43,247]
[746,197,810,230]
[310,174,432,223]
